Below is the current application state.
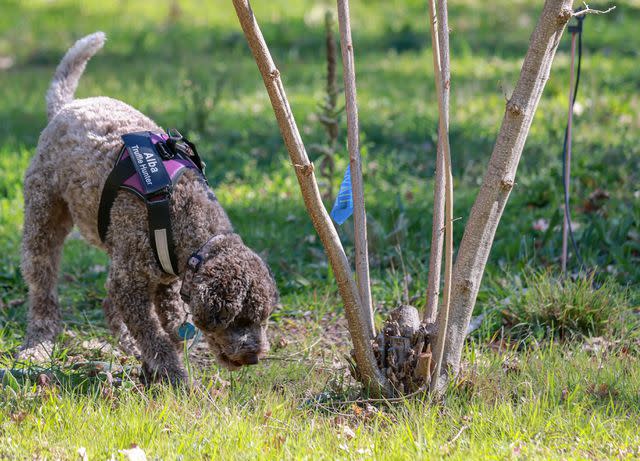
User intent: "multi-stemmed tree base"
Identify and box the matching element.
[349,306,435,396]
[234,0,583,399]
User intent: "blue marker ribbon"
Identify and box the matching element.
[330,165,354,225]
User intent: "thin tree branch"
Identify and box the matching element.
[424,0,452,325]
[424,162,444,324]
[318,10,339,204]
[443,424,469,449]
[231,0,390,397]
[433,0,575,396]
[573,3,615,16]
[336,0,375,339]
[427,0,454,394]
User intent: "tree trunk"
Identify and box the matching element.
[432,0,574,395]
[336,0,375,339]
[231,0,390,397]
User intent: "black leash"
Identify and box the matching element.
[561,11,586,271]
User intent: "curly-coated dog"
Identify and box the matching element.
[18,32,278,385]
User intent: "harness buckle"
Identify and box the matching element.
[146,184,173,202]
[155,141,175,160]
[188,254,202,269]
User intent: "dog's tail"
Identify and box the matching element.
[46,31,106,121]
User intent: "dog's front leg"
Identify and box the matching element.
[102,295,141,359]
[108,268,187,387]
[154,280,189,347]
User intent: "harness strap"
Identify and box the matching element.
[148,196,179,275]
[98,150,136,242]
[98,130,207,276]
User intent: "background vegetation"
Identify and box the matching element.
[0,0,638,459]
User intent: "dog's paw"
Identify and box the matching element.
[16,341,54,363]
[140,362,188,388]
[116,335,142,360]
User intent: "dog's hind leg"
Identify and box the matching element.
[18,170,73,362]
[108,263,187,386]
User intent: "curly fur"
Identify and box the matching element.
[19,32,278,385]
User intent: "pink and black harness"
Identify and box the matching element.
[98,130,207,275]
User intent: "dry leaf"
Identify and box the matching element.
[77,447,89,461]
[10,412,26,423]
[340,424,356,440]
[37,373,51,388]
[118,445,147,461]
[7,298,24,308]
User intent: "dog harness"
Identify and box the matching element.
[98,130,207,275]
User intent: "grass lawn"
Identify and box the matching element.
[1,0,639,459]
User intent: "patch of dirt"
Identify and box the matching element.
[187,312,352,370]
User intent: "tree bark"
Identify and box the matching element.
[318,10,339,205]
[426,0,454,394]
[232,0,390,396]
[424,0,451,324]
[336,0,375,339]
[432,0,574,395]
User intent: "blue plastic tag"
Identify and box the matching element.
[330,165,354,225]
[177,322,197,340]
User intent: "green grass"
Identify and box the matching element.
[1,0,639,458]
[2,344,639,460]
[486,270,639,343]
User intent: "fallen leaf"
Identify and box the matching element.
[583,188,610,213]
[37,373,51,388]
[271,434,286,450]
[7,298,24,308]
[119,445,147,461]
[340,424,356,440]
[81,339,117,355]
[10,412,26,423]
[587,382,619,399]
[0,56,13,70]
[77,447,88,461]
[502,356,521,374]
[532,218,549,232]
[583,337,617,355]
[512,443,523,457]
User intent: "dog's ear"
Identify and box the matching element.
[190,256,249,330]
[243,266,279,323]
[192,280,246,330]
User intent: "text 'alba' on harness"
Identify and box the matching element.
[98,130,207,275]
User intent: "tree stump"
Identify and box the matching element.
[368,305,433,395]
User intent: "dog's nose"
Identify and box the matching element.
[238,353,260,365]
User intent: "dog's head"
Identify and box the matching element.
[187,234,277,369]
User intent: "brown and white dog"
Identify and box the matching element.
[18,32,278,385]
